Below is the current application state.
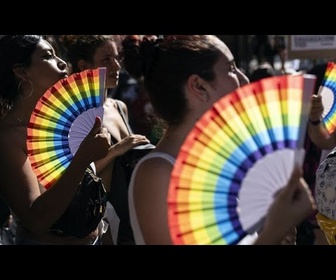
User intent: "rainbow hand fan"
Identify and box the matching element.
[168,74,316,245]
[27,67,106,189]
[317,61,336,134]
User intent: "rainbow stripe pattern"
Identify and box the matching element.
[168,75,315,245]
[27,67,106,189]
[318,61,336,134]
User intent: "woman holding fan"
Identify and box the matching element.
[59,35,152,245]
[0,35,111,245]
[308,79,336,245]
[123,35,316,245]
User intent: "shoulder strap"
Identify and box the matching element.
[115,100,133,134]
[139,152,175,165]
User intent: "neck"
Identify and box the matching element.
[157,119,198,157]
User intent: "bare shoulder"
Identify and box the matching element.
[0,126,27,172]
[0,125,36,210]
[115,99,128,113]
[136,155,173,175]
[106,97,127,110]
[133,156,173,194]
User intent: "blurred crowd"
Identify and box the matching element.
[0,35,332,245]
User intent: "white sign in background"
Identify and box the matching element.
[291,35,336,51]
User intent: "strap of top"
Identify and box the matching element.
[115,100,133,134]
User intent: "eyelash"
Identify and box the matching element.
[230,64,237,73]
[44,53,55,60]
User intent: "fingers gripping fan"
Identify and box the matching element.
[168,74,316,245]
[27,67,106,189]
[317,61,336,134]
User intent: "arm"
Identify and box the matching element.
[131,157,173,245]
[254,166,316,245]
[94,135,150,175]
[95,99,150,174]
[308,94,336,150]
[0,117,111,234]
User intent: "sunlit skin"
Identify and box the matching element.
[75,39,150,192]
[0,38,111,244]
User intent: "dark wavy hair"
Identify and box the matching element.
[59,35,116,73]
[122,35,222,126]
[0,35,42,118]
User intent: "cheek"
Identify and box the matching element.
[28,64,61,92]
[107,61,121,71]
[238,72,250,87]
[216,76,240,96]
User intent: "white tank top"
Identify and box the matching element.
[128,152,175,245]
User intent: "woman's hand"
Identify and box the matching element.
[108,134,150,157]
[254,166,316,245]
[78,116,112,163]
[309,94,324,122]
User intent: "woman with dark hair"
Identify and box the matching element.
[123,35,316,245]
[0,35,111,245]
[59,35,151,245]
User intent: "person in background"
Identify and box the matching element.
[272,35,287,74]
[111,35,162,145]
[249,58,275,83]
[249,35,276,82]
[59,35,151,244]
[0,35,111,245]
[296,62,329,245]
[307,77,336,245]
[123,35,316,245]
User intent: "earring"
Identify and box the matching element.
[18,79,33,100]
[202,93,210,102]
